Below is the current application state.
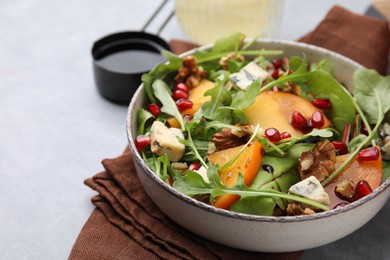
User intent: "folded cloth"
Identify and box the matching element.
[70,147,303,260]
[69,5,390,260]
[299,5,389,75]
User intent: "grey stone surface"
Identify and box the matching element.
[1,0,387,259]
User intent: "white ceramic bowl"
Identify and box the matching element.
[126,40,390,252]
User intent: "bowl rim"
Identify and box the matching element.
[127,39,390,223]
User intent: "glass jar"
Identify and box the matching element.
[175,0,285,45]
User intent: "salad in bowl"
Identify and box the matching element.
[127,33,390,251]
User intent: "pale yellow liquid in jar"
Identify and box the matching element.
[175,0,284,44]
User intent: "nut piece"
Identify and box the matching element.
[171,162,188,172]
[286,203,316,216]
[175,55,206,88]
[299,139,336,181]
[212,127,250,151]
[219,52,245,70]
[335,180,356,199]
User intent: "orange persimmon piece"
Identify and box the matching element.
[324,146,382,208]
[208,140,263,209]
[167,117,181,128]
[181,79,214,116]
[244,91,331,138]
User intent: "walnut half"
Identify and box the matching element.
[286,202,316,216]
[299,139,336,182]
[212,126,254,151]
[174,55,206,88]
[212,128,248,151]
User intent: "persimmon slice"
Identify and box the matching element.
[208,140,263,209]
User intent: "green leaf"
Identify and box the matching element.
[173,171,214,195]
[152,79,184,130]
[141,51,182,103]
[348,134,368,152]
[201,80,232,121]
[230,196,276,216]
[382,161,390,184]
[353,68,390,124]
[211,32,245,53]
[204,121,241,132]
[307,70,356,134]
[310,59,334,75]
[161,50,182,68]
[182,138,210,162]
[136,109,153,135]
[230,80,262,109]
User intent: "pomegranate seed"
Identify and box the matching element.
[331,140,348,155]
[264,127,281,142]
[353,180,372,201]
[312,98,332,110]
[147,103,161,117]
[174,83,189,93]
[272,86,282,92]
[291,111,308,129]
[333,202,349,209]
[358,146,380,161]
[175,99,193,111]
[183,114,193,121]
[271,69,280,79]
[135,135,151,151]
[189,162,201,171]
[305,119,314,133]
[168,176,174,186]
[280,132,291,140]
[272,59,283,70]
[172,90,188,100]
[311,111,325,128]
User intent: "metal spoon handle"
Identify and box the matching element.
[141,0,169,32]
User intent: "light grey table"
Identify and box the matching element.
[1,0,388,259]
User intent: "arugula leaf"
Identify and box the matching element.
[307,70,356,134]
[152,79,184,130]
[173,165,329,215]
[353,68,390,124]
[230,196,276,216]
[136,109,153,135]
[310,59,334,75]
[204,121,241,132]
[200,78,232,121]
[382,161,390,184]
[348,134,368,152]
[142,51,182,103]
[212,32,245,53]
[230,80,262,109]
[182,139,210,162]
[145,155,171,183]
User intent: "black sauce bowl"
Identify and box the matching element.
[92,31,170,104]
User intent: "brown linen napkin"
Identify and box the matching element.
[299,5,389,75]
[70,147,303,260]
[70,5,390,260]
